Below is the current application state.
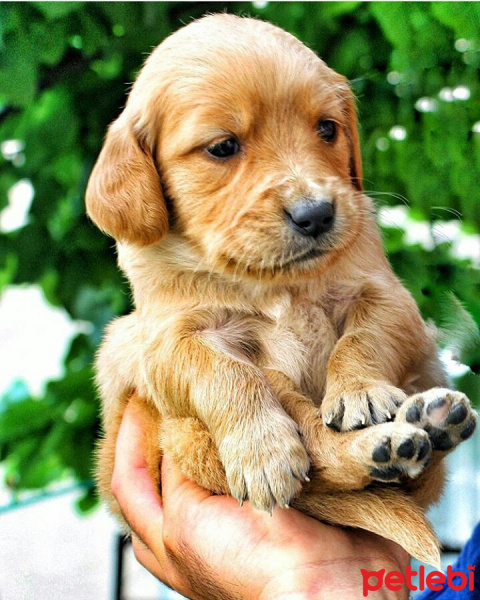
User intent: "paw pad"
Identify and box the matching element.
[372,437,391,462]
[396,388,477,452]
[368,424,431,483]
[370,465,402,481]
[397,438,416,459]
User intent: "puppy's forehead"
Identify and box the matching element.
[131,15,347,144]
[159,14,340,92]
[159,14,317,66]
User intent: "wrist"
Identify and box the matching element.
[258,558,409,600]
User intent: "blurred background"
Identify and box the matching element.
[0,2,479,599]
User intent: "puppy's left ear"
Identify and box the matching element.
[342,85,363,192]
[86,112,168,246]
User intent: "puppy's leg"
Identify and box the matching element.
[161,390,431,497]
[321,278,442,431]
[95,312,144,426]
[161,416,229,496]
[96,391,162,526]
[162,373,440,565]
[265,370,432,491]
[141,310,310,511]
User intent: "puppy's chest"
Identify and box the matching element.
[263,297,344,404]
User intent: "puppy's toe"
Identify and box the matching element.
[224,460,249,505]
[219,415,310,511]
[396,388,478,452]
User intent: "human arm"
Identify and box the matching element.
[111,400,410,600]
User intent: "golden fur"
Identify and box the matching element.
[86,14,476,567]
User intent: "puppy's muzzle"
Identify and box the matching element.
[285,199,335,238]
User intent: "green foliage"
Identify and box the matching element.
[0,2,479,506]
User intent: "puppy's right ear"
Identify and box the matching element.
[86,114,168,246]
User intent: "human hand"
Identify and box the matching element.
[112,401,410,600]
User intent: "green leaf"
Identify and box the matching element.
[0,396,57,445]
[33,2,84,20]
[75,485,98,514]
[0,251,18,292]
[455,371,480,407]
[431,2,480,41]
[0,33,37,106]
[438,293,480,366]
[371,3,414,51]
[79,10,108,56]
[19,88,80,169]
[31,21,69,66]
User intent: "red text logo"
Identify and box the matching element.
[361,564,475,597]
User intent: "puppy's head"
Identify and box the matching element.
[86,14,366,280]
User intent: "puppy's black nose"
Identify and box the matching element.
[285,200,335,237]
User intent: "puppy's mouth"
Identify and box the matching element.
[219,243,330,279]
[278,246,325,269]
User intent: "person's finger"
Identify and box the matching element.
[132,532,191,596]
[161,454,213,514]
[131,534,167,581]
[112,401,164,547]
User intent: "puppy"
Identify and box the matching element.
[86,14,476,566]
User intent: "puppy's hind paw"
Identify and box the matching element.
[395,388,477,452]
[353,421,432,483]
[369,423,432,482]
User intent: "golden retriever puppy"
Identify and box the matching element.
[86,14,476,566]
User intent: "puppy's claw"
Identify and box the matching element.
[322,384,404,431]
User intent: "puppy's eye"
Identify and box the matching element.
[316,120,337,143]
[206,137,240,159]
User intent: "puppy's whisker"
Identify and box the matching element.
[378,217,406,232]
[430,206,463,219]
[366,190,411,208]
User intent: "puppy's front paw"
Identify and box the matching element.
[395,388,477,451]
[218,414,310,512]
[322,382,406,431]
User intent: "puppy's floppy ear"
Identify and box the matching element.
[341,84,363,192]
[86,113,168,246]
